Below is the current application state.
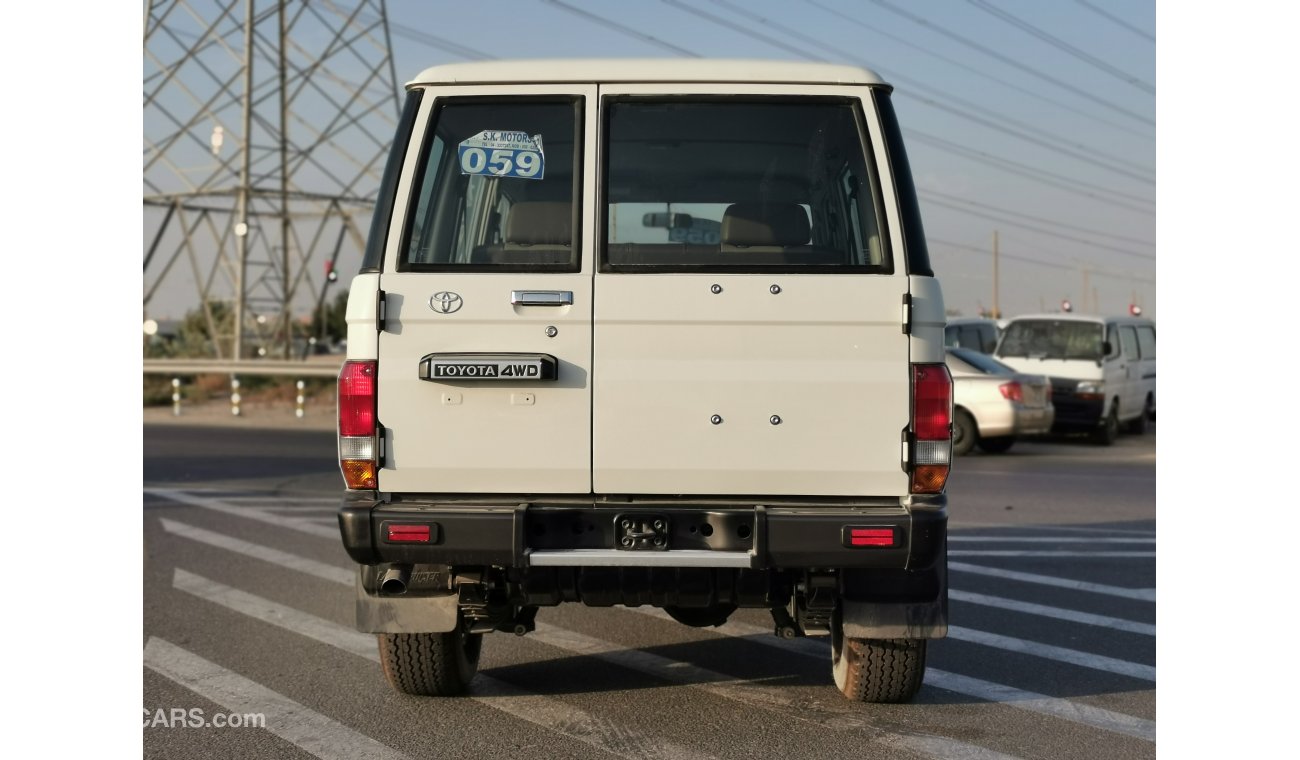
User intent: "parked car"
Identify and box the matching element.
[944,317,1001,354]
[946,347,1053,455]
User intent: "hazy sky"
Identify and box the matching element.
[145,0,1155,320]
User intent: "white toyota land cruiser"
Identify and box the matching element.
[336,59,952,704]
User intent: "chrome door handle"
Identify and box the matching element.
[512,290,573,306]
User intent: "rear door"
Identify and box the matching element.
[376,86,596,493]
[592,85,912,496]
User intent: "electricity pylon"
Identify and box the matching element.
[144,0,400,359]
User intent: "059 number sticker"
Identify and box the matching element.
[457,130,545,180]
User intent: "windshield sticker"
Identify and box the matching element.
[457,130,545,180]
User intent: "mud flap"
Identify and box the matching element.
[840,596,947,639]
[840,555,948,639]
[354,568,459,633]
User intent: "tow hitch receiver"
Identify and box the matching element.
[615,514,670,551]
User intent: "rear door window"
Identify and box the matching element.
[401,98,582,271]
[602,98,889,272]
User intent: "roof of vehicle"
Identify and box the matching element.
[409,59,887,87]
[1003,313,1153,325]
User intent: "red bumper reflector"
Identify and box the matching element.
[845,527,897,547]
[386,524,431,543]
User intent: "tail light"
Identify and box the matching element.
[911,364,952,494]
[999,381,1023,402]
[338,360,378,489]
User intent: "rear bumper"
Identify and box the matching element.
[976,403,1055,438]
[339,493,946,572]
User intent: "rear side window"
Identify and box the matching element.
[603,98,889,272]
[1136,326,1156,358]
[1121,326,1140,361]
[400,98,582,271]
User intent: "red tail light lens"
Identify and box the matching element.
[339,360,378,490]
[911,363,952,494]
[999,381,1023,402]
[339,361,377,437]
[913,364,952,440]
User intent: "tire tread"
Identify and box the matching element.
[377,631,480,696]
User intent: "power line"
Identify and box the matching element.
[1074,0,1155,44]
[905,130,1154,213]
[921,195,1155,261]
[671,0,1153,185]
[541,0,701,57]
[708,0,1153,181]
[918,189,1154,248]
[929,237,1154,284]
[800,0,1152,142]
[866,0,1153,127]
[966,0,1154,95]
[366,15,493,60]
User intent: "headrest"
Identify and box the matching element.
[506,202,571,245]
[721,203,810,247]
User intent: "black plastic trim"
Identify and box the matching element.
[361,91,422,273]
[872,91,933,277]
[339,499,946,572]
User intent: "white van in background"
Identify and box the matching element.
[993,314,1155,445]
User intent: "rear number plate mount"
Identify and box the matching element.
[615,514,669,551]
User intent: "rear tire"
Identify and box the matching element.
[952,409,977,456]
[1127,396,1153,434]
[831,611,926,703]
[377,630,482,696]
[1092,404,1120,446]
[977,436,1015,454]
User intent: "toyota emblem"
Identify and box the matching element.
[429,291,463,314]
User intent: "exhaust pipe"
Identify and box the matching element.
[379,564,412,595]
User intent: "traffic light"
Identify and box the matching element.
[1061,299,1072,313]
[1129,303,1142,317]
[325,260,338,283]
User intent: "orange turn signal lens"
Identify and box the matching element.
[910,464,949,494]
[341,459,377,490]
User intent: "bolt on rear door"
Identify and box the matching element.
[593,85,913,496]
[376,86,596,494]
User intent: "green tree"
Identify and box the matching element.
[309,291,349,345]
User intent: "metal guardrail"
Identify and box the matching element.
[143,359,343,378]
[144,358,343,418]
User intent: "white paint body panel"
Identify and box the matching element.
[376,85,597,494]
[364,73,939,498]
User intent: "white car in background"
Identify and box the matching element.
[946,347,1053,455]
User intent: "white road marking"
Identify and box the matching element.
[946,628,1155,681]
[950,551,1155,557]
[948,537,1153,543]
[923,670,1155,742]
[950,590,1155,636]
[620,607,1155,742]
[147,488,337,539]
[170,569,717,760]
[950,562,1157,601]
[158,518,353,586]
[528,623,1024,760]
[952,523,1156,537]
[144,637,410,760]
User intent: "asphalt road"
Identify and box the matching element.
[143,421,1156,760]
